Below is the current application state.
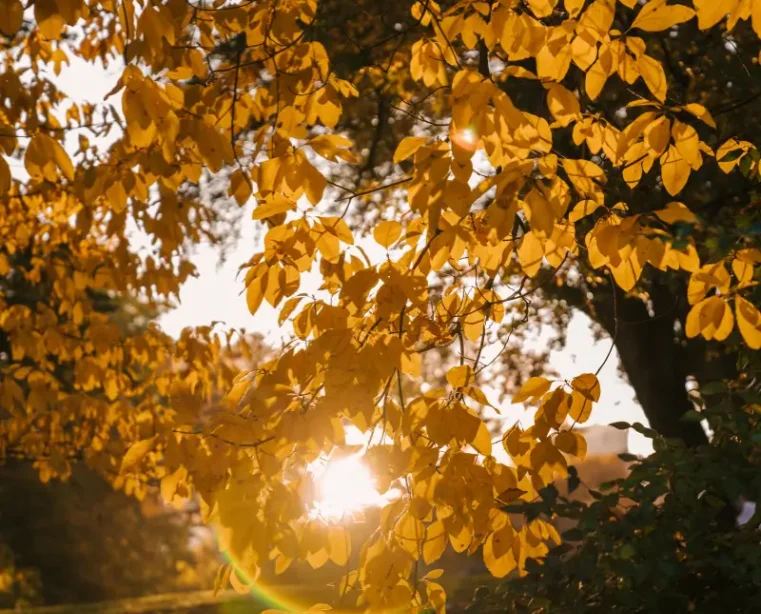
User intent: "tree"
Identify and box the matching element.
[3,0,761,611]
[0,251,259,606]
[482,381,761,613]
[0,460,217,606]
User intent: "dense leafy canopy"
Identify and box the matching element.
[2,0,761,611]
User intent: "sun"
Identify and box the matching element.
[310,455,386,520]
[451,126,479,151]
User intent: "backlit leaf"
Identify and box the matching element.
[661,144,690,196]
[446,364,475,388]
[513,377,552,404]
[631,0,695,31]
[736,296,761,350]
[121,436,159,473]
[373,220,402,247]
[394,136,428,164]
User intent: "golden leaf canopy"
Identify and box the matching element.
[2,0,761,610]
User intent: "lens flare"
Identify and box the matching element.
[213,528,309,613]
[311,455,386,520]
[451,126,479,152]
[211,455,398,613]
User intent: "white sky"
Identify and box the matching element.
[46,57,654,456]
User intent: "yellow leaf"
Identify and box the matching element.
[517,231,545,278]
[732,258,754,288]
[25,134,75,182]
[685,296,734,341]
[121,435,159,473]
[246,265,268,315]
[394,136,428,164]
[644,116,670,157]
[753,0,761,38]
[546,84,580,127]
[35,0,66,40]
[463,385,495,409]
[395,511,425,557]
[446,364,475,388]
[585,58,610,101]
[308,134,358,163]
[567,390,594,423]
[531,439,568,482]
[0,0,23,35]
[610,254,644,291]
[229,168,252,206]
[523,189,555,235]
[320,216,354,245]
[660,144,690,196]
[555,431,587,459]
[681,103,716,129]
[328,526,351,566]
[302,161,327,205]
[673,244,701,272]
[631,0,695,31]
[471,421,493,456]
[161,466,187,505]
[687,262,730,305]
[736,296,761,350]
[654,201,697,225]
[0,156,10,195]
[423,520,448,564]
[213,564,232,598]
[578,0,615,37]
[565,0,586,17]
[448,521,473,553]
[571,373,601,401]
[513,376,552,404]
[252,195,296,221]
[716,138,751,173]
[373,220,402,247]
[51,48,69,75]
[561,158,605,200]
[693,0,735,29]
[229,568,252,594]
[483,525,517,578]
[569,199,602,222]
[671,120,702,169]
[527,0,558,18]
[638,54,667,102]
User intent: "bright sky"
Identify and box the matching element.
[50,58,654,456]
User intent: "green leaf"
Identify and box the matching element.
[718,149,745,163]
[619,543,636,560]
[568,475,581,493]
[561,528,584,541]
[631,422,657,438]
[699,381,727,396]
[680,410,704,423]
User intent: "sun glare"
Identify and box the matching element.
[451,126,479,151]
[311,456,386,520]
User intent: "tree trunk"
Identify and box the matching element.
[594,283,708,447]
[567,274,739,448]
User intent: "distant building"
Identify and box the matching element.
[577,425,628,456]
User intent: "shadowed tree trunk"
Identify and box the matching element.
[556,273,740,448]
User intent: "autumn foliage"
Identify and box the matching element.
[2,0,761,611]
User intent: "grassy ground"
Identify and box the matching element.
[0,574,502,614]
